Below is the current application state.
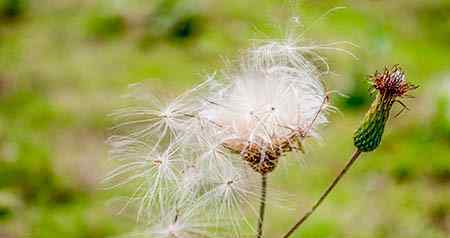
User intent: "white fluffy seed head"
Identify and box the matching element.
[108,31,349,235]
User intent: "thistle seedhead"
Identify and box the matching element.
[108,29,352,235]
[354,65,418,152]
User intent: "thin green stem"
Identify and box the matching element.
[257,174,268,238]
[282,149,362,238]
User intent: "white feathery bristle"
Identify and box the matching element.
[141,198,218,238]
[105,139,185,219]
[199,39,329,146]
[198,161,259,236]
[108,26,348,234]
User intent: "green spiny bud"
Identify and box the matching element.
[353,65,417,152]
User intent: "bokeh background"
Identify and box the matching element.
[0,0,449,237]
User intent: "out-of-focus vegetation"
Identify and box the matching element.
[0,0,448,237]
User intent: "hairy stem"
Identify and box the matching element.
[282,149,362,238]
[257,174,268,238]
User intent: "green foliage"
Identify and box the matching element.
[0,0,27,19]
[30,204,127,238]
[84,12,125,40]
[0,205,12,220]
[295,219,344,238]
[141,0,204,47]
[338,67,372,109]
[431,95,450,141]
[416,3,450,46]
[169,14,203,41]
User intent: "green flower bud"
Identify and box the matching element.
[353,65,417,152]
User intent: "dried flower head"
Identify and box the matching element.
[370,65,418,98]
[107,31,351,235]
[354,65,418,152]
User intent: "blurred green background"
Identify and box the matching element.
[0,0,449,237]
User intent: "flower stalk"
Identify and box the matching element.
[282,149,362,238]
[257,175,268,238]
[282,65,417,237]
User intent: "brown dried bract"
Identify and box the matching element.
[222,130,305,175]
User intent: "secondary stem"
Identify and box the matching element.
[257,174,268,238]
[282,149,362,238]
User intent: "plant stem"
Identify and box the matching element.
[282,149,362,238]
[257,174,268,238]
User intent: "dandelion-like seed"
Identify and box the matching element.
[142,199,218,238]
[107,31,347,237]
[204,42,330,175]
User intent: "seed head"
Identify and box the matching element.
[108,31,351,235]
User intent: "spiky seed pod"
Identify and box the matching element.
[354,65,418,152]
